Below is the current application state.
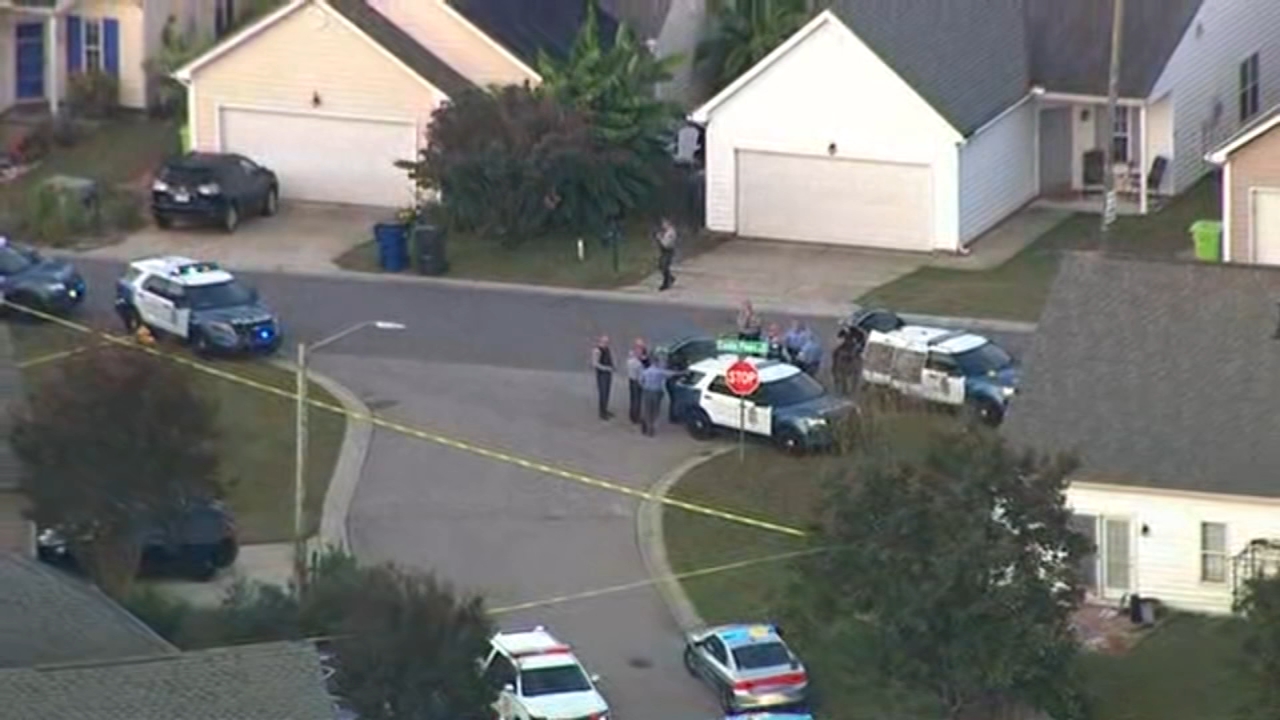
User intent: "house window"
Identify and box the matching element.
[1201,522,1228,583]
[83,18,103,72]
[1112,107,1130,163]
[1240,53,1261,122]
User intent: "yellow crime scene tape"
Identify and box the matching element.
[5,301,808,539]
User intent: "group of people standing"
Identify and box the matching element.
[736,300,867,395]
[591,336,675,437]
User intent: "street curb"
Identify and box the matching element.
[636,447,734,634]
[269,360,373,552]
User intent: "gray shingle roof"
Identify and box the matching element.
[0,641,334,720]
[0,324,23,492]
[327,0,476,96]
[448,0,621,66]
[599,0,671,41]
[1002,253,1280,497]
[1025,0,1204,98]
[0,554,174,668]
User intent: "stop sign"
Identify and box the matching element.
[725,359,761,396]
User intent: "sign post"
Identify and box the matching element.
[725,358,761,462]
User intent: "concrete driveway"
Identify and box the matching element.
[78,202,387,273]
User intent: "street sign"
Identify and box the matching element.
[717,338,769,357]
[725,359,761,396]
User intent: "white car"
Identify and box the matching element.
[483,626,609,720]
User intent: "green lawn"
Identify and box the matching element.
[663,416,1251,720]
[860,178,1222,321]
[12,322,344,544]
[334,219,724,290]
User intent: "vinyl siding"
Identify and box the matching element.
[1225,126,1280,261]
[187,2,443,155]
[0,14,14,113]
[365,0,536,88]
[1149,0,1280,194]
[700,16,962,251]
[958,96,1038,243]
[1068,481,1280,615]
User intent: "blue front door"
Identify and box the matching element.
[15,22,45,100]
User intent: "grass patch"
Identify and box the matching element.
[12,322,344,544]
[860,177,1221,321]
[334,219,724,290]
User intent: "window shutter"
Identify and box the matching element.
[66,15,82,73]
[104,19,120,76]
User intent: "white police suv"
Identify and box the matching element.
[482,626,610,720]
[114,256,281,356]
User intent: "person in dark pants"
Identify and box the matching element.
[832,326,865,396]
[655,218,677,291]
[639,357,676,436]
[737,300,762,340]
[591,335,615,420]
[626,338,650,424]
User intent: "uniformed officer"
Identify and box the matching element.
[639,356,677,436]
[591,335,615,420]
[626,338,651,424]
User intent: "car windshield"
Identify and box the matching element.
[519,665,593,697]
[953,342,1013,376]
[185,280,255,310]
[759,373,825,407]
[731,641,791,670]
[0,246,35,274]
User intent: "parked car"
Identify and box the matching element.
[151,152,279,233]
[36,499,238,581]
[483,625,610,720]
[115,255,282,356]
[684,624,810,713]
[0,238,86,316]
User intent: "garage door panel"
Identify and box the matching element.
[220,109,416,207]
[1254,189,1280,266]
[736,151,932,250]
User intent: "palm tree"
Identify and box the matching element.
[697,0,815,91]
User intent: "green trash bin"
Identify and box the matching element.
[1190,220,1223,262]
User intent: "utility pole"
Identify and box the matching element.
[1100,0,1126,251]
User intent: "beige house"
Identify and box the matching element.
[0,0,247,115]
[1207,105,1280,265]
[173,0,612,208]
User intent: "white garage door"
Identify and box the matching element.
[736,150,933,250]
[1253,188,1280,265]
[219,108,417,207]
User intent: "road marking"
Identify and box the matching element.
[5,301,808,538]
[489,547,822,615]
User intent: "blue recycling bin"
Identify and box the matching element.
[373,222,409,272]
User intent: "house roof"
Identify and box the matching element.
[0,325,23,492]
[447,0,620,66]
[0,641,334,720]
[0,554,174,669]
[1002,253,1280,498]
[1207,104,1280,163]
[1025,0,1204,98]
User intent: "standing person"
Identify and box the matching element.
[591,335,615,420]
[639,356,676,437]
[832,327,862,396]
[765,322,786,360]
[626,338,650,425]
[797,329,823,378]
[783,321,807,364]
[655,218,677,291]
[737,300,762,340]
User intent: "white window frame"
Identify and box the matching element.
[82,18,103,72]
[1240,53,1261,122]
[1200,521,1228,584]
[1112,107,1131,163]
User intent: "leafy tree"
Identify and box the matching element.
[796,418,1093,720]
[11,347,221,597]
[1236,573,1280,719]
[697,0,812,92]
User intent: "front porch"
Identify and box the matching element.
[0,2,118,118]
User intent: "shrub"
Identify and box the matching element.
[67,70,120,119]
[100,186,145,232]
[20,185,95,246]
[8,123,52,164]
[50,114,80,147]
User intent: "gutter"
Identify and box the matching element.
[957,87,1044,146]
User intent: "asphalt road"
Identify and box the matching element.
[61,258,1032,719]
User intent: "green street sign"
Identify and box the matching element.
[716,338,768,356]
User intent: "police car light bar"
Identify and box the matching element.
[173,261,221,276]
[716,337,769,356]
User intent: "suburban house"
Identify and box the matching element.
[173,0,617,208]
[0,552,335,718]
[0,0,248,115]
[1207,104,1280,264]
[1003,253,1280,616]
[690,0,1280,253]
[0,325,31,557]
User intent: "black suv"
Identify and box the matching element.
[152,152,279,233]
[37,500,239,581]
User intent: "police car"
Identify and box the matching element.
[482,626,610,720]
[851,309,1019,426]
[114,256,281,356]
[684,624,809,713]
[669,342,854,453]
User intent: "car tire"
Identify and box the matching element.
[968,397,1004,427]
[686,410,715,440]
[262,187,279,216]
[776,428,805,455]
[720,686,736,713]
[223,203,240,233]
[191,329,214,357]
[212,538,238,568]
[682,646,699,676]
[154,213,172,229]
[183,547,218,582]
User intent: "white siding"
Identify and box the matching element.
[1068,482,1280,615]
[700,15,962,252]
[1150,0,1280,194]
[957,97,1038,243]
